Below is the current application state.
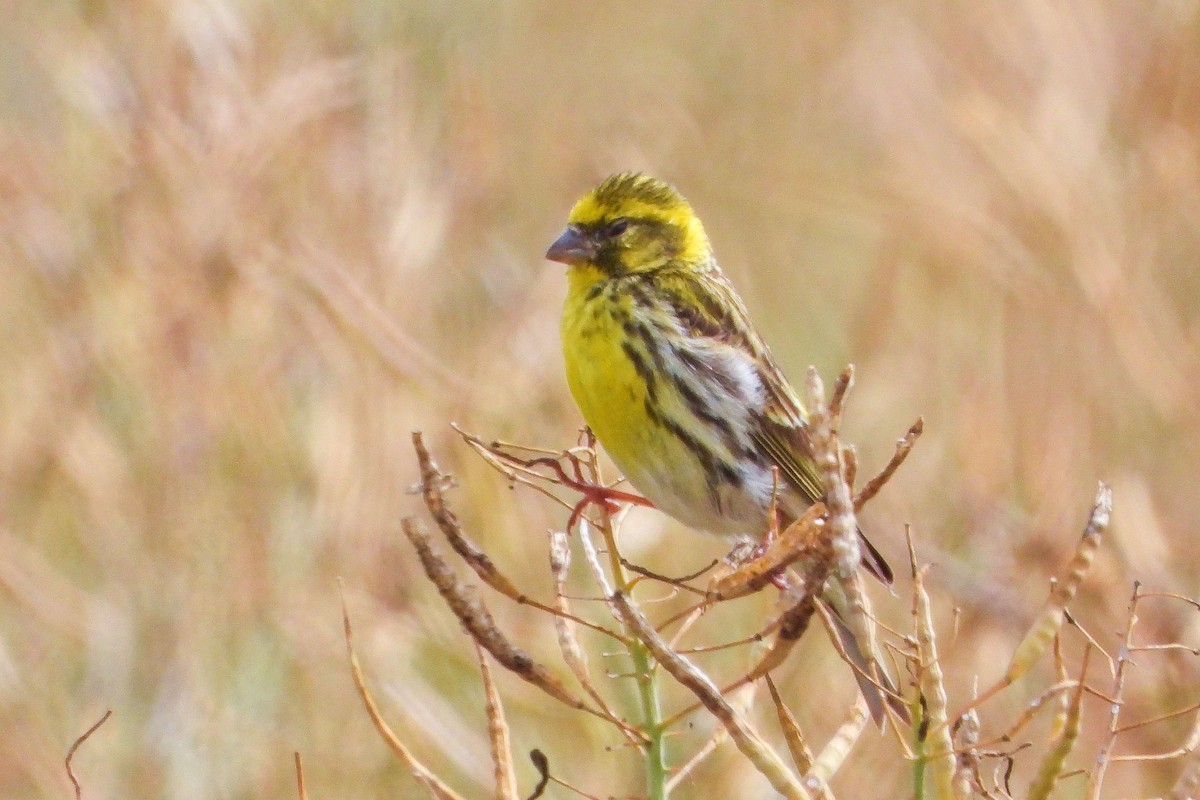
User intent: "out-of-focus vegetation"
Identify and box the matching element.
[2,2,1198,798]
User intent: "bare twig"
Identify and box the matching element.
[804,368,863,610]
[829,365,855,432]
[476,643,520,800]
[611,591,812,799]
[706,505,830,602]
[548,530,637,743]
[401,517,638,736]
[666,718,730,794]
[294,753,308,800]
[805,367,894,727]
[1109,710,1200,762]
[843,446,858,492]
[1028,647,1089,800]
[1113,700,1200,735]
[1065,611,1117,679]
[659,562,832,733]
[66,709,112,800]
[451,425,651,531]
[1087,581,1140,799]
[454,425,583,516]
[853,417,924,511]
[1130,643,1200,655]
[666,683,758,794]
[339,580,467,800]
[413,432,623,642]
[969,680,1079,752]
[814,602,906,719]
[945,483,1110,730]
[622,557,718,587]
[1137,590,1200,610]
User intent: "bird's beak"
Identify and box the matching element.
[545,227,594,266]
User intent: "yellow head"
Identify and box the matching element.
[545,172,712,277]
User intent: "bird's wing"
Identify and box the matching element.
[755,366,895,584]
[751,405,824,507]
[651,267,824,504]
[654,267,894,584]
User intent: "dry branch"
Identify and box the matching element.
[293,753,308,800]
[804,368,870,662]
[548,529,635,742]
[611,591,813,800]
[412,432,621,642]
[475,643,520,800]
[401,517,630,732]
[1028,648,1089,800]
[912,563,957,800]
[339,581,467,800]
[351,372,1192,800]
[946,483,1111,728]
[854,417,924,512]
[1007,483,1110,684]
[65,709,112,800]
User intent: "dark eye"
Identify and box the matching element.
[607,218,630,236]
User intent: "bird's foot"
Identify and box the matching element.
[567,483,654,532]
[724,536,792,591]
[472,436,653,532]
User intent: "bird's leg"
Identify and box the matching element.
[479,443,653,533]
[566,483,654,532]
[762,468,795,588]
[738,466,782,558]
[722,537,793,591]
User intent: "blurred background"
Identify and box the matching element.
[2,1,1199,797]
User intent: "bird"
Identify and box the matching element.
[546,171,895,720]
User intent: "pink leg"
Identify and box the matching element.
[567,483,654,531]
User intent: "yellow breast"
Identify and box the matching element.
[560,270,654,468]
[559,268,767,535]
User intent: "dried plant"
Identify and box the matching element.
[342,368,1200,799]
[8,6,1200,799]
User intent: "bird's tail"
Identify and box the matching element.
[819,582,908,726]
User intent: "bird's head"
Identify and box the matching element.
[546,172,712,278]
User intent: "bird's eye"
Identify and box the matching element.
[607,218,630,236]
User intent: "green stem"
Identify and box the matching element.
[595,507,668,799]
[912,703,927,800]
[629,633,668,799]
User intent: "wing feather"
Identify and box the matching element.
[649,266,822,502]
[648,264,894,585]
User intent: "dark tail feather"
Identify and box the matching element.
[858,527,894,585]
[826,599,909,726]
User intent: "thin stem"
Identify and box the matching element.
[913,703,928,800]
[1088,581,1141,799]
[589,458,668,800]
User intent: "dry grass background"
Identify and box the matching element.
[2,1,1199,798]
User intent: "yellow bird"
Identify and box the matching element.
[547,171,894,719]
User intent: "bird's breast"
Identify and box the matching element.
[560,282,777,535]
[561,288,652,462]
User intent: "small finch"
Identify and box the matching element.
[548,172,894,719]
